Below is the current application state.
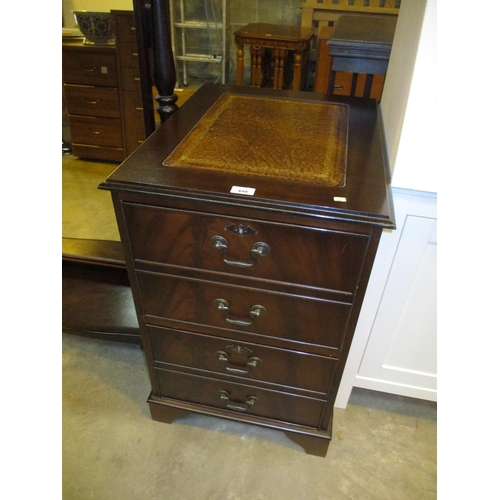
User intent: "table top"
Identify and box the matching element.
[164,93,348,187]
[234,23,314,42]
[62,38,116,52]
[328,15,397,47]
[102,84,395,229]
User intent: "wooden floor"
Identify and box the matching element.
[62,154,121,241]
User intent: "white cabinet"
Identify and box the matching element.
[335,188,437,407]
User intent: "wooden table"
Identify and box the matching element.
[234,23,314,91]
[327,15,397,99]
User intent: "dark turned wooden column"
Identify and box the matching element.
[133,0,178,133]
[150,0,178,122]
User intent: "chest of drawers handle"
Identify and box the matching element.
[216,350,262,374]
[210,236,270,268]
[214,298,266,326]
[217,390,259,411]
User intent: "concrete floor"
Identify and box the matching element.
[62,153,437,500]
[62,333,436,500]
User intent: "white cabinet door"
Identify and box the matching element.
[335,189,437,407]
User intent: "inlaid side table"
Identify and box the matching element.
[234,23,314,91]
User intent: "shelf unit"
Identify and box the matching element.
[169,0,229,86]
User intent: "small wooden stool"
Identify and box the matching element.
[234,23,314,91]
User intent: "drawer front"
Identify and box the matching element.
[69,116,123,147]
[122,91,147,151]
[123,204,369,294]
[333,72,385,101]
[119,42,140,68]
[155,368,325,428]
[62,52,118,86]
[137,272,350,351]
[71,143,125,162]
[121,66,142,92]
[148,326,337,394]
[115,14,137,43]
[64,85,120,118]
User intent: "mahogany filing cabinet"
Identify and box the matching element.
[101,84,395,457]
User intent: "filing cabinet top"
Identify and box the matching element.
[101,84,395,228]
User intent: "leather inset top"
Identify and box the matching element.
[163,93,348,187]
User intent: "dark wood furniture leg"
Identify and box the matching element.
[133,0,178,127]
[148,397,192,424]
[150,0,178,121]
[283,432,331,458]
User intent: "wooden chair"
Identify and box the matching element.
[300,0,399,100]
[326,15,397,100]
[300,0,400,37]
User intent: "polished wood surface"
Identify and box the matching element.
[136,272,351,354]
[64,85,121,118]
[234,23,314,91]
[121,204,368,294]
[147,325,338,394]
[62,44,119,86]
[101,83,395,456]
[103,84,394,225]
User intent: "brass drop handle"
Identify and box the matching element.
[211,236,270,268]
[90,129,104,135]
[217,390,258,411]
[214,299,266,326]
[216,350,262,374]
[84,98,100,104]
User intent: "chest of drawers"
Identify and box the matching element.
[101,84,395,456]
[62,42,126,162]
